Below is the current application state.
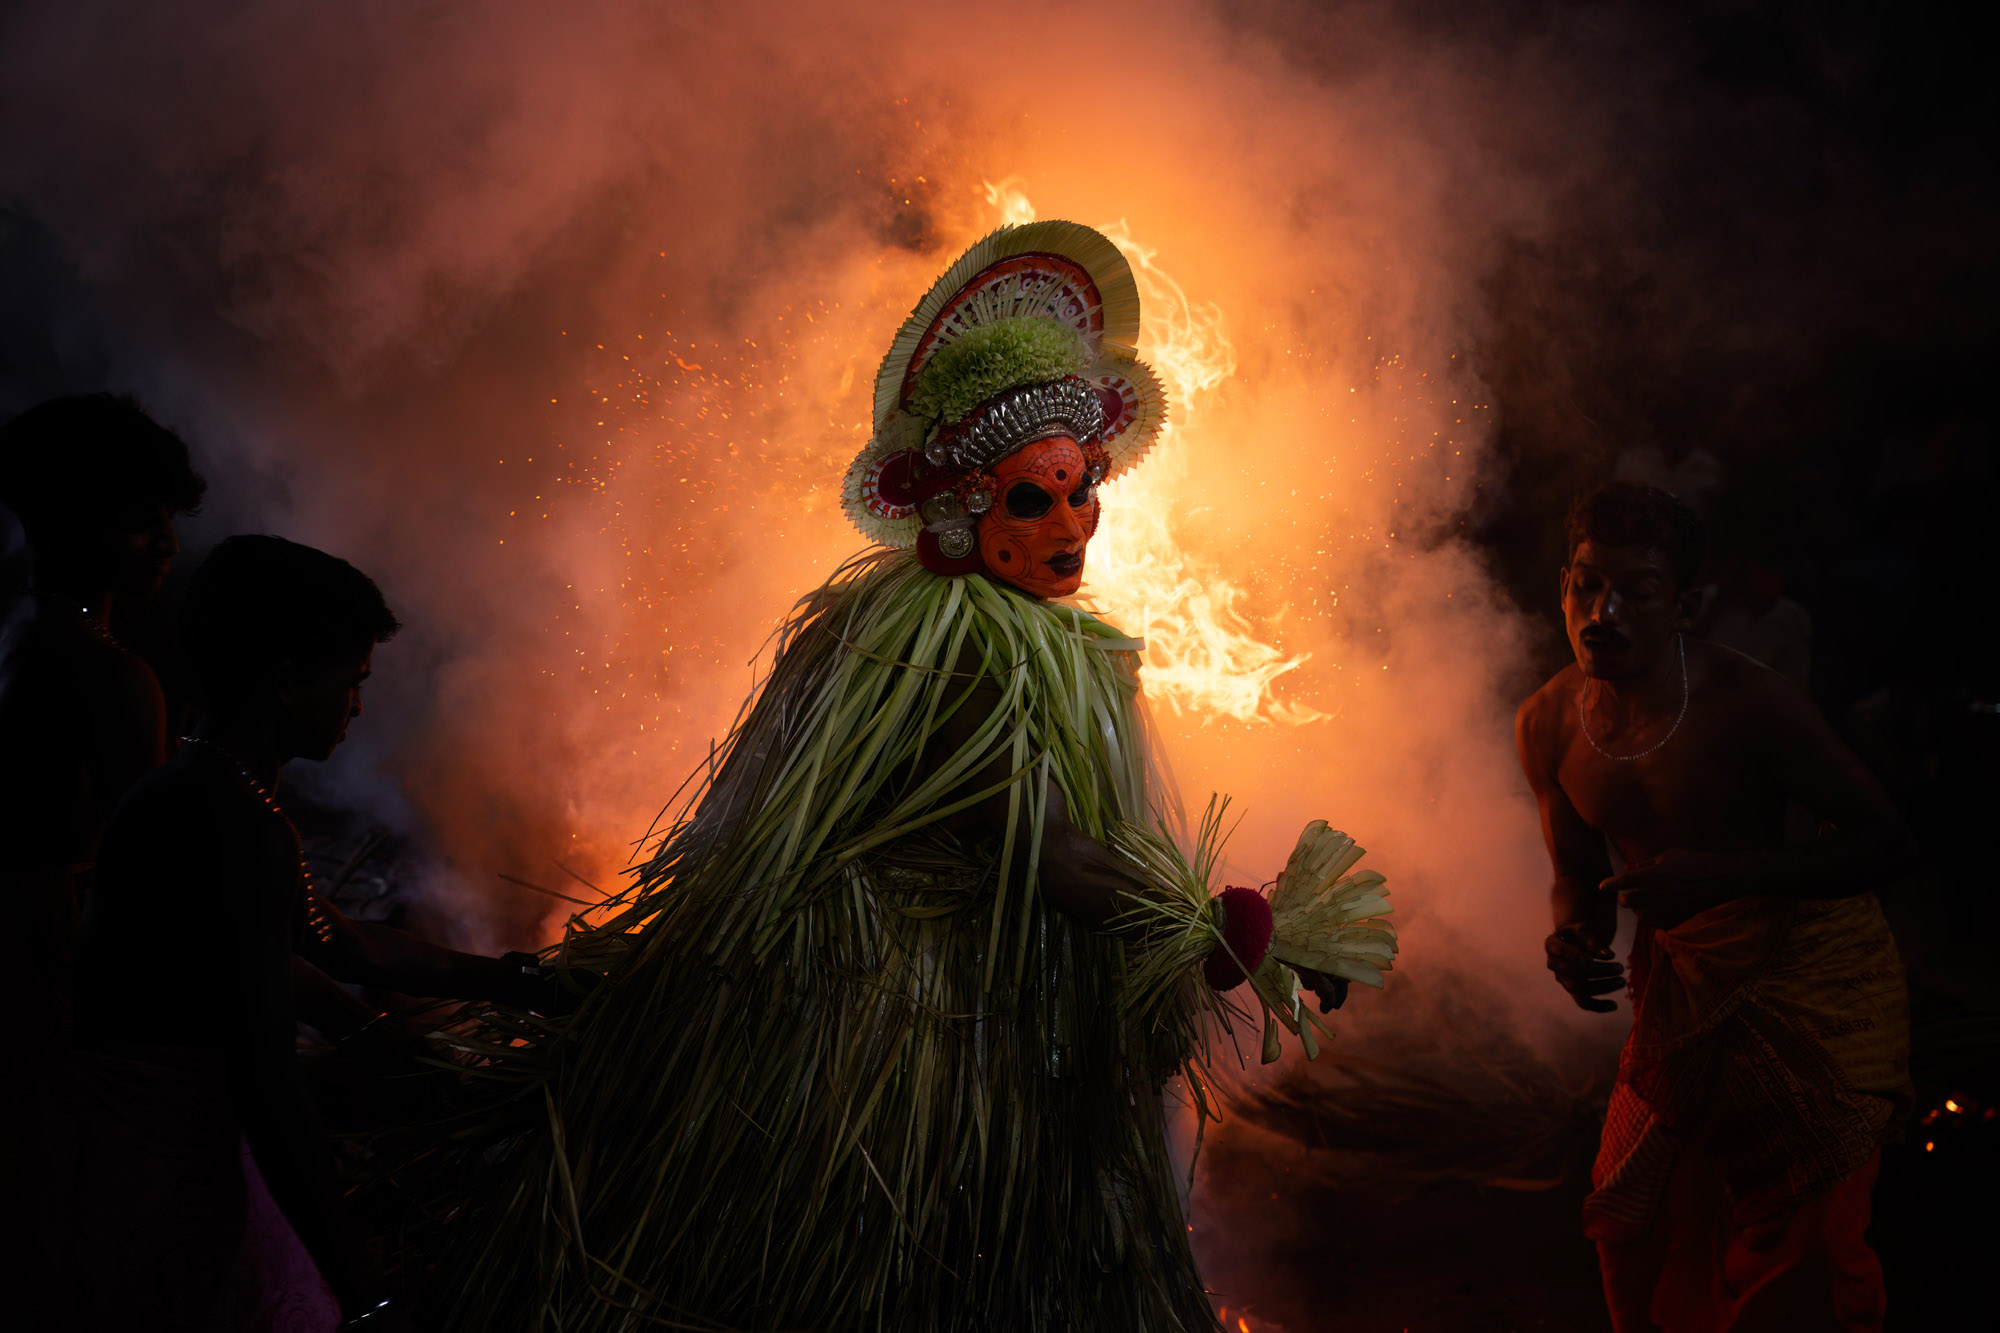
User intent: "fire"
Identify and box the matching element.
[540,179,1340,919]
[981,180,1322,725]
[980,176,1037,227]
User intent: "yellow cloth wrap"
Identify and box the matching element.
[1592,893,1910,1231]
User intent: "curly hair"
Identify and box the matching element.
[1566,481,1705,589]
[0,393,207,536]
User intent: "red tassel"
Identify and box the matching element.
[1202,886,1274,991]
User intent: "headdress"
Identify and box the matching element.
[842,221,1169,570]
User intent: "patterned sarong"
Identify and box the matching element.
[1584,893,1910,1240]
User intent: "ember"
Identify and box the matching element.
[1214,1304,1288,1333]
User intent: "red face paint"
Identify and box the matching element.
[977,436,1099,598]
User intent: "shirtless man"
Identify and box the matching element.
[58,535,577,1331]
[0,394,201,1036]
[0,394,447,1069]
[1516,482,1911,1331]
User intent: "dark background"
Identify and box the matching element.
[1281,4,2000,1327]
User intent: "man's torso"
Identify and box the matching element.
[1540,644,1791,867]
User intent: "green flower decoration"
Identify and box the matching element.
[906,316,1091,430]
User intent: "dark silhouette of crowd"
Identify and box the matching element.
[0,394,580,1332]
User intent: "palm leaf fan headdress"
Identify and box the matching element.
[842,221,1169,550]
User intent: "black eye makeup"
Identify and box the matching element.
[1005,482,1055,520]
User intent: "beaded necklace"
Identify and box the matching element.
[1577,633,1689,762]
[179,735,335,946]
[34,589,123,650]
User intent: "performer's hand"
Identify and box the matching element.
[1294,966,1349,1013]
[1545,923,1623,1013]
[1602,849,1753,930]
[500,951,601,1016]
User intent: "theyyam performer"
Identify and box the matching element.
[388,221,1401,1331]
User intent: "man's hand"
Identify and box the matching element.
[499,951,599,1016]
[1602,848,1759,930]
[1546,923,1624,1013]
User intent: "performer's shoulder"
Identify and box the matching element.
[1691,638,1808,710]
[1517,664,1584,732]
[1515,665,1582,778]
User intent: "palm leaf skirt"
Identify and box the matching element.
[368,551,1220,1332]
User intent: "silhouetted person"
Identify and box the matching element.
[1517,483,1911,1331]
[0,395,412,1097]
[0,393,202,1040]
[47,535,572,1332]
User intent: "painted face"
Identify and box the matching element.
[977,435,1099,598]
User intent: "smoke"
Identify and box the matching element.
[0,0,1687,1268]
[8,0,1596,957]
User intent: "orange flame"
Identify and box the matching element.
[980,175,1037,227]
[981,180,1322,725]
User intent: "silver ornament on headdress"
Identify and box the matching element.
[924,377,1106,471]
[841,221,1170,551]
[919,490,978,558]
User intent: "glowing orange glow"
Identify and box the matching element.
[981,175,1037,227]
[1945,1098,1961,1113]
[515,139,1539,1015]
[982,179,1321,725]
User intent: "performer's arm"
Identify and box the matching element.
[1516,686,1623,1012]
[1030,774,1156,924]
[292,953,377,1037]
[927,670,1151,925]
[291,955,439,1072]
[932,666,1350,1009]
[299,895,565,1010]
[228,823,389,1322]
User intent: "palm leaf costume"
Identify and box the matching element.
[374,224,1395,1332]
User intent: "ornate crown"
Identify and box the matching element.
[841,220,1169,550]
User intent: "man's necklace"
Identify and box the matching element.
[179,735,336,944]
[1578,633,1688,762]
[33,589,122,649]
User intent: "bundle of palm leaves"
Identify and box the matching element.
[1116,802,1399,1065]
